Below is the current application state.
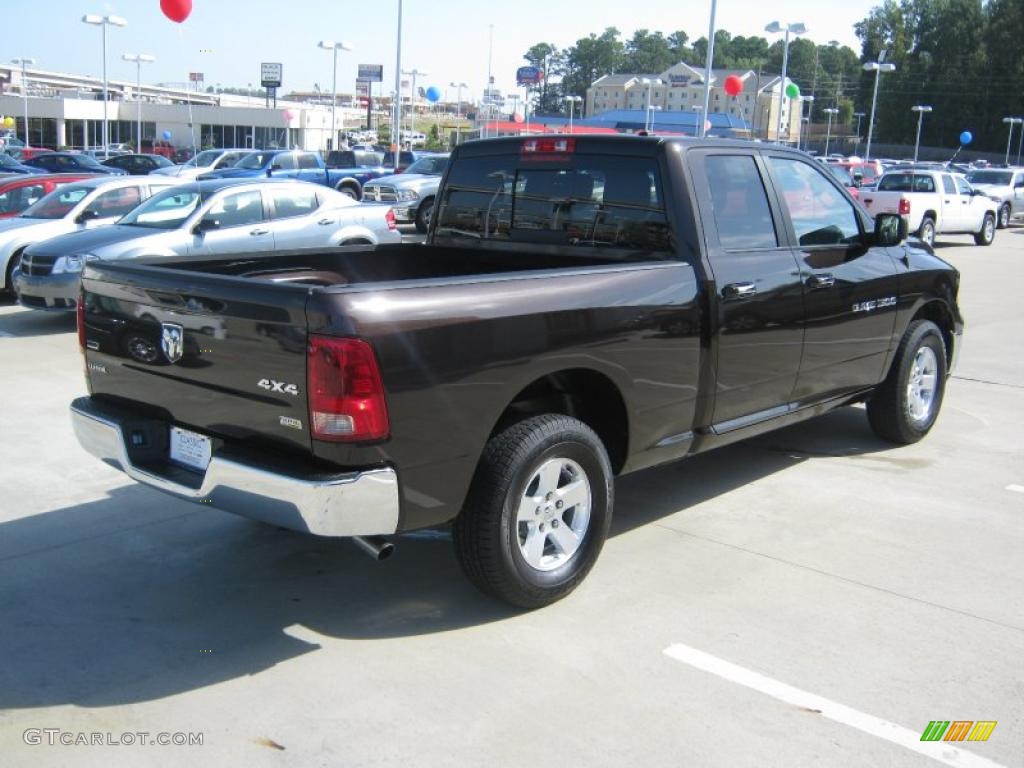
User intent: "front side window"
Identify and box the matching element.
[704,155,778,250]
[297,153,319,170]
[272,154,297,171]
[769,157,861,246]
[203,190,264,227]
[236,152,272,170]
[955,176,972,196]
[942,175,957,195]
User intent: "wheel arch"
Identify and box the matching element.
[909,298,956,365]
[335,177,363,198]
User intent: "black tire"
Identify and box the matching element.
[337,185,359,200]
[997,204,1011,229]
[867,320,947,444]
[974,212,996,246]
[453,414,613,609]
[3,248,24,298]
[917,216,935,247]
[414,197,434,234]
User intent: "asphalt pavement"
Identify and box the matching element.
[0,230,1021,768]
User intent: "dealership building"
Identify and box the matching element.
[0,63,371,152]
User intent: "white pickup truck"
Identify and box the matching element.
[861,169,998,247]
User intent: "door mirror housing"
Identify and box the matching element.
[193,218,220,234]
[269,164,282,173]
[874,213,908,247]
[76,209,101,223]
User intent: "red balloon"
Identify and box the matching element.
[724,75,743,97]
[160,0,192,23]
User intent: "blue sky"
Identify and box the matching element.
[8,0,878,99]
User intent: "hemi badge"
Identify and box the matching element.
[280,416,303,430]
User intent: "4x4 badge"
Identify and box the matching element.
[160,323,184,363]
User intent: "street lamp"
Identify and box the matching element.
[911,105,932,162]
[10,58,35,147]
[450,82,467,120]
[823,107,838,157]
[318,40,353,152]
[565,95,583,132]
[862,53,896,161]
[391,0,403,154]
[800,95,814,150]
[640,78,661,132]
[401,68,427,143]
[82,13,127,158]
[122,53,155,152]
[1002,117,1022,166]
[765,21,807,145]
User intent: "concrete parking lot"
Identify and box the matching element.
[0,232,1021,768]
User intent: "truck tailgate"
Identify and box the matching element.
[80,261,313,455]
[860,191,903,216]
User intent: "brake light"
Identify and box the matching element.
[307,336,389,442]
[899,198,911,216]
[385,208,397,231]
[77,297,86,350]
[521,138,576,156]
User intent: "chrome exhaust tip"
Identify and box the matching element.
[352,535,394,561]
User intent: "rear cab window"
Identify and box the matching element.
[434,141,672,254]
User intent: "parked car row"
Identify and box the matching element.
[0,174,403,309]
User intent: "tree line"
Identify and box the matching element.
[522,0,1024,153]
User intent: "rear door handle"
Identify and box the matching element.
[722,282,757,300]
[317,218,334,226]
[806,273,835,290]
[250,228,270,236]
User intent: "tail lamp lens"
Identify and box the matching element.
[307,335,389,442]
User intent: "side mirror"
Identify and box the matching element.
[193,218,220,234]
[76,209,101,223]
[1015,180,1024,189]
[269,164,282,172]
[874,213,908,247]
[851,177,862,188]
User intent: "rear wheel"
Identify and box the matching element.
[453,414,612,609]
[867,320,947,444]
[3,248,24,298]
[997,204,1011,229]
[917,217,936,247]
[414,197,434,233]
[974,212,996,246]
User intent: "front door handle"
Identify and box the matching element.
[722,282,757,300]
[317,218,334,226]
[250,228,270,236]
[806,273,835,290]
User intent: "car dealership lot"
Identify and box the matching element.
[0,234,1022,768]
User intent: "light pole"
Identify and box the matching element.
[450,82,467,120]
[911,105,932,162]
[640,78,660,132]
[122,53,154,152]
[800,95,814,150]
[693,105,704,137]
[863,53,896,162]
[823,107,838,157]
[82,13,127,158]
[391,0,403,154]
[700,0,718,137]
[853,111,865,153]
[11,58,35,147]
[1002,117,1022,166]
[1017,118,1024,167]
[401,68,427,143]
[318,40,353,151]
[765,21,807,145]
[565,95,583,133]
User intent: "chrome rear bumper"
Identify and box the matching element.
[70,397,400,537]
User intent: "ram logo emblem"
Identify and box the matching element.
[160,323,184,363]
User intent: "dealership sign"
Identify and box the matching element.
[261,62,283,89]
[358,64,383,83]
[516,66,544,85]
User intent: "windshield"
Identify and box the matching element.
[405,156,449,175]
[966,170,1013,185]
[184,150,223,168]
[119,188,202,229]
[235,152,273,170]
[20,185,92,219]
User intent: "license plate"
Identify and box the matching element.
[169,426,212,472]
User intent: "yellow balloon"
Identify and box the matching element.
[2,117,14,128]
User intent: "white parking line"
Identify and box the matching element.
[1006,485,1024,494]
[663,643,1006,768]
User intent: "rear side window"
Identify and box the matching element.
[270,187,318,219]
[436,154,671,252]
[0,183,45,215]
[704,155,778,250]
[86,186,143,218]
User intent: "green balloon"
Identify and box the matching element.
[785,82,801,100]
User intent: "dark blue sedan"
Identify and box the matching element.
[23,152,127,176]
[0,153,37,174]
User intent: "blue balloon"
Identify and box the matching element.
[959,130,973,145]
[162,130,172,141]
[425,86,441,103]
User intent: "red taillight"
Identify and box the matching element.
[899,198,911,216]
[521,137,576,156]
[307,336,389,442]
[76,298,86,350]
[385,208,397,231]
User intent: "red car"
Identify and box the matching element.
[0,174,98,219]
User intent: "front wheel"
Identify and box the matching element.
[867,320,947,444]
[453,414,613,609]
[974,212,996,246]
